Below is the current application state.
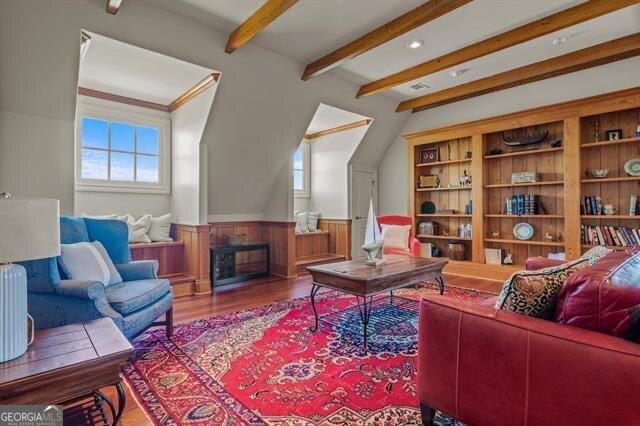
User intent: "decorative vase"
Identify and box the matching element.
[0,264,33,362]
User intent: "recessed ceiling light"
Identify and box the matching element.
[552,36,568,45]
[449,68,469,78]
[407,40,424,49]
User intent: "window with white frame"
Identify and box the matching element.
[75,100,170,193]
[293,141,310,197]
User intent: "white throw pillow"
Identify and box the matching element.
[59,241,122,286]
[147,213,173,242]
[307,212,321,232]
[81,213,119,219]
[122,214,152,243]
[296,212,310,233]
[381,224,411,250]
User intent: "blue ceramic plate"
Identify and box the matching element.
[513,222,534,240]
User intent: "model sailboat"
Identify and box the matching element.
[362,197,384,265]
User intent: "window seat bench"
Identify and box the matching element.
[129,240,195,297]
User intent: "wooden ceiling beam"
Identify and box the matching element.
[105,0,122,15]
[168,73,220,112]
[358,0,640,97]
[302,0,472,80]
[225,0,298,54]
[397,33,640,113]
[305,119,372,140]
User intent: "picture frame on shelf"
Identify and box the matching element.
[419,147,439,164]
[604,129,623,141]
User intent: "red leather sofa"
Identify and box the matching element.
[377,215,420,257]
[418,251,640,426]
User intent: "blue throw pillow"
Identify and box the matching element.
[59,216,89,244]
[84,218,132,264]
[17,257,61,293]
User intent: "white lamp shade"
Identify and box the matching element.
[0,198,60,263]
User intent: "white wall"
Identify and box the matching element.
[171,85,217,225]
[377,57,640,215]
[305,125,369,219]
[0,0,408,221]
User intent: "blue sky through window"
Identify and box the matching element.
[80,117,160,184]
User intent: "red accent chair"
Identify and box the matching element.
[377,215,420,257]
[417,253,640,426]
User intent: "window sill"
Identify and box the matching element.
[75,183,170,195]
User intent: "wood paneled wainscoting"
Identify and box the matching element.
[129,223,212,297]
[295,219,352,275]
[210,221,297,279]
[405,86,640,282]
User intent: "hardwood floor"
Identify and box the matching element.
[105,272,499,425]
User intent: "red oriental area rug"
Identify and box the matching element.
[123,284,492,425]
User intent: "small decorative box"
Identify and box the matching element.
[511,172,539,184]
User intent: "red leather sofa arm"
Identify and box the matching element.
[524,256,565,270]
[418,296,640,426]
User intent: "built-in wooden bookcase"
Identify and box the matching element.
[406,87,640,281]
[579,107,640,253]
[413,137,473,259]
[483,121,565,267]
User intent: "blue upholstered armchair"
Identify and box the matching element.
[21,216,173,339]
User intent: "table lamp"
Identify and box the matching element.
[0,193,60,362]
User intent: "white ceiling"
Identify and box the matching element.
[306,103,370,134]
[79,32,214,105]
[153,0,640,102]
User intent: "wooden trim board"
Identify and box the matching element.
[77,87,169,112]
[168,73,219,112]
[305,119,372,140]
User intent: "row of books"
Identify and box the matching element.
[581,195,640,215]
[505,194,541,215]
[581,225,640,247]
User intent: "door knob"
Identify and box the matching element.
[355,216,364,220]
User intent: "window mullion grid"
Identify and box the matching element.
[134,127,138,183]
[107,121,112,181]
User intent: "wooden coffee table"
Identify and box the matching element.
[307,255,447,348]
[0,318,133,425]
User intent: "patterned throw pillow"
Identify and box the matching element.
[495,258,590,319]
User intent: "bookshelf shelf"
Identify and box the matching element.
[417,214,472,218]
[581,215,640,220]
[485,214,564,219]
[483,146,562,160]
[417,235,472,241]
[581,176,640,184]
[484,180,563,188]
[416,158,471,167]
[581,136,640,150]
[416,186,472,192]
[484,238,565,247]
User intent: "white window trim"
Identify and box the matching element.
[294,140,310,198]
[75,97,171,194]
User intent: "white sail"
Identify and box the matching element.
[363,197,381,245]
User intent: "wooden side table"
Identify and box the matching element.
[0,318,133,425]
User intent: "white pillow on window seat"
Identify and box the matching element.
[147,213,173,242]
[381,224,411,250]
[307,212,320,232]
[122,214,152,243]
[295,212,309,233]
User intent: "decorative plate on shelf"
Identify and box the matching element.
[421,201,436,214]
[513,222,534,240]
[624,158,640,176]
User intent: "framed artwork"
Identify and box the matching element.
[605,129,623,141]
[419,147,440,164]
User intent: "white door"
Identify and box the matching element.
[350,167,377,260]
